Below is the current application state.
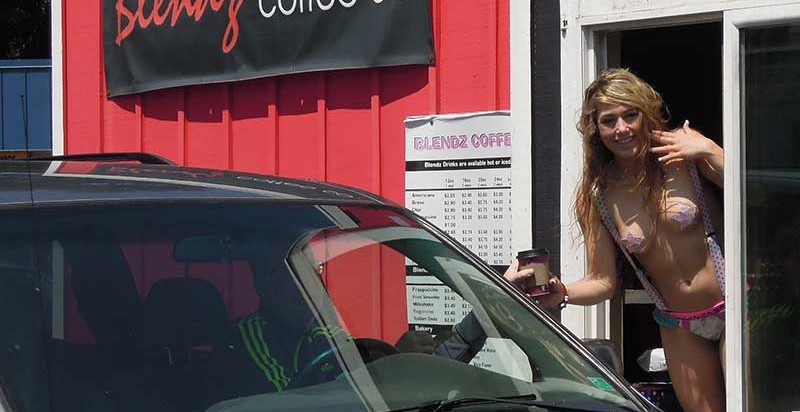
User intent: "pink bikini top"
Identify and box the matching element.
[618,201,701,254]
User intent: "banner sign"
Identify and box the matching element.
[103,0,434,97]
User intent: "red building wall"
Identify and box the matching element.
[63,0,510,202]
[61,0,510,344]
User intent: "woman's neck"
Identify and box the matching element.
[608,158,639,181]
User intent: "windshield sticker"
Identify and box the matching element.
[587,377,615,392]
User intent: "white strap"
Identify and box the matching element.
[687,163,726,293]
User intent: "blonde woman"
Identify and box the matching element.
[508,68,725,411]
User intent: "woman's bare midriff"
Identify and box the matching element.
[637,226,723,311]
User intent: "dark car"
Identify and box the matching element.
[0,153,656,412]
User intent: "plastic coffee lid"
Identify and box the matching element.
[516,248,549,260]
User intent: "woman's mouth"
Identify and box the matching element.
[616,135,635,145]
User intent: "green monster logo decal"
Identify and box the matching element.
[238,314,291,391]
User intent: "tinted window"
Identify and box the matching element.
[0,202,640,412]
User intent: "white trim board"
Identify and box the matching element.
[510,0,533,256]
[50,0,64,155]
[558,0,596,338]
[723,5,800,411]
[722,13,744,411]
[575,0,799,27]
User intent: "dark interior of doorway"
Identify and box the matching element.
[620,22,723,145]
[615,21,722,408]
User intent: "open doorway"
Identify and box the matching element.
[603,21,723,410]
[616,22,722,144]
[0,0,50,59]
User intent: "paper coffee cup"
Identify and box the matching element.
[516,248,550,296]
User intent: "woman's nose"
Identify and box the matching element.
[614,118,630,133]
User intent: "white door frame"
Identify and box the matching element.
[509,0,533,259]
[723,5,800,410]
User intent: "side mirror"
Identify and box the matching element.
[583,338,623,376]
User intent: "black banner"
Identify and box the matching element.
[103,0,434,97]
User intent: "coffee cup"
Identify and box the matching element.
[516,248,551,296]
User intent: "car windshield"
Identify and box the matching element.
[0,202,640,412]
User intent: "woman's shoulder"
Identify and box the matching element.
[660,158,693,178]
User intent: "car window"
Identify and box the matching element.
[0,202,640,412]
[288,209,635,411]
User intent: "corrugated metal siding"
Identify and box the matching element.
[1,60,52,151]
[62,0,510,343]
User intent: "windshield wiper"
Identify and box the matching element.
[389,394,634,412]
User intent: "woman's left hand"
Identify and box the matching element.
[650,120,714,163]
[533,276,566,308]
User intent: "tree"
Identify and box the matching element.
[0,0,51,59]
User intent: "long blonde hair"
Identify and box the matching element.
[575,68,668,232]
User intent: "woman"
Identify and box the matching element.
[509,68,725,411]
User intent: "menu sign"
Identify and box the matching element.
[404,112,522,377]
[404,111,513,269]
[405,111,511,333]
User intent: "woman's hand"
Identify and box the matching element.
[503,261,566,308]
[650,120,715,163]
[534,277,566,308]
[502,260,533,289]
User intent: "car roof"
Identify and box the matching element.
[0,158,391,206]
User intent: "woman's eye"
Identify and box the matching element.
[599,118,616,127]
[598,109,638,127]
[623,111,640,122]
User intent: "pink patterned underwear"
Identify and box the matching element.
[652,300,725,341]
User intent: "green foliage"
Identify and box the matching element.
[0,0,50,59]
[748,302,800,332]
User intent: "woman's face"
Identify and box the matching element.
[595,102,645,161]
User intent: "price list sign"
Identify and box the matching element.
[405,267,475,335]
[404,111,513,267]
[403,111,513,332]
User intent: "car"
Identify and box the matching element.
[0,153,658,412]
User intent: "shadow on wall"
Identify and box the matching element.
[107,66,430,123]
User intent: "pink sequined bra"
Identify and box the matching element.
[617,201,700,255]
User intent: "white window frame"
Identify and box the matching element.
[51,0,64,155]
[723,5,800,410]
